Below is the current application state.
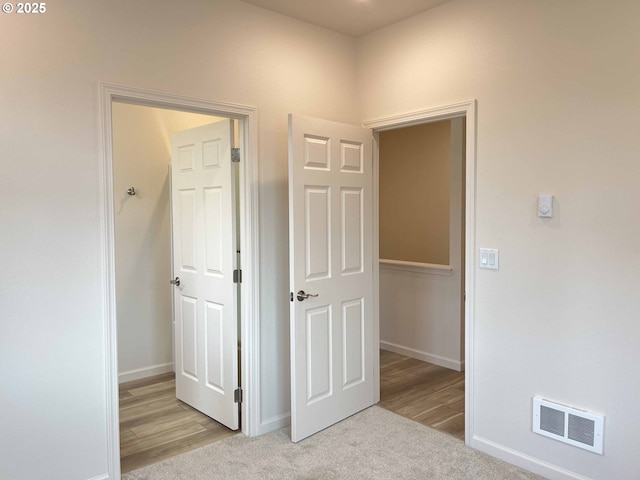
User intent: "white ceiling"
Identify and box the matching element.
[239,0,452,37]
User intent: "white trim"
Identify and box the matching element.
[237,112,262,438]
[118,363,174,384]
[363,101,473,131]
[379,259,453,276]
[364,99,477,446]
[380,341,463,371]
[372,132,381,404]
[471,435,592,480]
[260,412,291,432]
[87,474,110,480]
[97,82,120,480]
[98,82,261,480]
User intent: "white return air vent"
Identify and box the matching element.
[533,397,604,454]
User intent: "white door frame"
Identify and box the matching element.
[363,99,476,444]
[98,83,261,479]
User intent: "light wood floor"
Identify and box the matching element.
[119,373,236,473]
[379,349,465,440]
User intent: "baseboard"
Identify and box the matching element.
[380,341,463,371]
[471,435,592,480]
[86,473,109,480]
[259,412,290,435]
[118,362,174,384]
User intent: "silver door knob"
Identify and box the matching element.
[170,277,181,287]
[297,290,318,302]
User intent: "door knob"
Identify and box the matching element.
[170,277,181,287]
[296,290,318,302]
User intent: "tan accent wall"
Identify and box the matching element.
[379,120,451,265]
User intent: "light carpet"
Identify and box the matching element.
[122,406,543,480]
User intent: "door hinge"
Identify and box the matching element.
[234,387,243,403]
[231,148,240,163]
[233,269,242,284]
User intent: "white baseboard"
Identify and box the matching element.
[471,435,592,480]
[86,473,109,480]
[118,362,174,384]
[380,341,463,371]
[259,412,290,435]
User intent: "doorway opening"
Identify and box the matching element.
[111,103,240,472]
[376,117,466,440]
[99,83,260,479]
[364,100,476,445]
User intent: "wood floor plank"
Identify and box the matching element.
[119,371,235,473]
[446,393,465,413]
[379,350,412,369]
[120,404,186,430]
[119,397,182,423]
[414,405,461,426]
[120,391,133,400]
[433,413,465,439]
[130,410,205,438]
[120,429,138,444]
[120,428,237,473]
[389,389,463,420]
[197,416,226,430]
[128,379,176,397]
[119,387,181,408]
[379,349,465,441]
[119,372,175,392]
[380,374,462,408]
[121,422,207,456]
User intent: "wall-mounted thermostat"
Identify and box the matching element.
[538,195,553,218]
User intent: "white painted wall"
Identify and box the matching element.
[0,1,358,479]
[112,103,221,383]
[379,118,465,371]
[358,1,640,478]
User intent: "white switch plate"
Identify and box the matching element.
[479,248,499,270]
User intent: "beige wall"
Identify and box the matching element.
[359,1,640,478]
[0,1,359,478]
[379,121,451,265]
[112,103,222,382]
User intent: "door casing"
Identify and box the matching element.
[98,83,261,479]
[363,100,476,444]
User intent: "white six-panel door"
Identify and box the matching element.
[288,114,374,442]
[171,120,239,430]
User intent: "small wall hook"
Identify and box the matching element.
[127,187,136,196]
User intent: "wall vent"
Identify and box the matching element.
[533,397,604,454]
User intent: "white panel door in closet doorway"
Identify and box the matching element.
[171,120,239,430]
[288,114,375,442]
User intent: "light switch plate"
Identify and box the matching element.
[479,248,499,270]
